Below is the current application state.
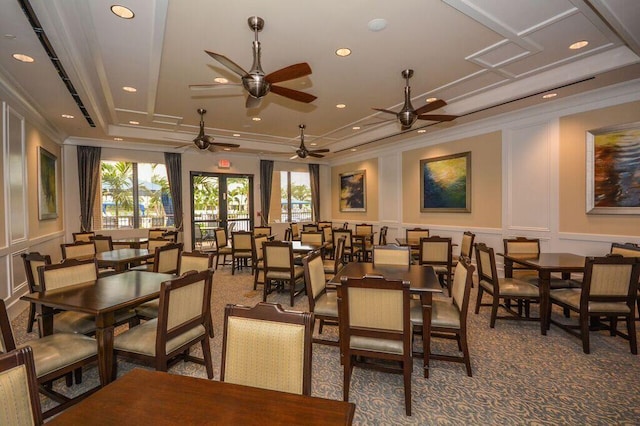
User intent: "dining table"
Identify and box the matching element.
[21,271,174,385]
[112,236,149,249]
[291,240,327,254]
[47,368,356,425]
[95,248,154,272]
[499,252,586,335]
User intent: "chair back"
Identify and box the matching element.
[148,228,166,239]
[582,255,640,303]
[355,223,373,237]
[373,245,410,266]
[459,231,476,259]
[162,230,179,243]
[342,222,349,230]
[221,302,313,395]
[179,251,214,275]
[317,221,332,229]
[253,226,272,237]
[252,236,268,262]
[156,269,214,352]
[72,232,95,243]
[503,237,540,255]
[474,243,499,292]
[290,223,300,240]
[451,257,475,319]
[91,235,113,253]
[300,231,324,245]
[21,252,52,293]
[153,242,183,274]
[610,242,640,258]
[333,229,353,249]
[147,238,171,253]
[263,241,295,275]
[284,228,293,241]
[330,237,346,273]
[302,224,319,232]
[322,226,333,247]
[419,236,452,265]
[0,346,43,425]
[61,241,96,261]
[406,228,429,246]
[213,228,228,249]
[303,251,327,304]
[378,226,388,245]
[232,232,254,256]
[40,258,99,291]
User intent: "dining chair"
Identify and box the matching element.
[317,221,332,230]
[355,223,374,262]
[72,231,95,243]
[419,236,453,294]
[0,346,43,425]
[322,226,334,258]
[161,230,179,243]
[410,257,475,378]
[251,235,269,290]
[610,242,640,320]
[342,222,349,230]
[332,229,361,262]
[90,235,113,253]
[252,226,272,237]
[213,228,232,269]
[453,231,475,266]
[378,226,389,245]
[290,223,301,240]
[148,228,167,239]
[60,241,96,261]
[231,231,253,275]
[373,244,410,266]
[263,241,306,306]
[338,275,413,416]
[302,224,319,232]
[300,231,324,245]
[21,252,52,334]
[323,237,346,282]
[220,302,313,395]
[549,255,640,354]
[284,228,293,241]
[114,269,215,378]
[474,243,540,328]
[503,237,541,280]
[303,250,338,345]
[142,237,172,267]
[131,242,182,273]
[406,228,429,261]
[0,300,99,420]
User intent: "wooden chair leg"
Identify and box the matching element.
[628,315,638,355]
[404,359,412,416]
[474,287,484,314]
[580,313,590,354]
[490,297,499,328]
[27,303,36,333]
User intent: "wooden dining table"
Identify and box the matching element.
[47,368,355,425]
[112,236,149,249]
[21,271,174,385]
[500,252,586,335]
[95,248,153,272]
[291,240,327,254]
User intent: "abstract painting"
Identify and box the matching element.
[586,122,640,214]
[340,170,366,212]
[38,147,58,219]
[421,152,471,212]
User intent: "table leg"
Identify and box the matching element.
[538,271,551,336]
[95,312,116,385]
[37,305,54,337]
[504,259,514,278]
[420,293,433,378]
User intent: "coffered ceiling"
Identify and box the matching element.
[0,0,638,159]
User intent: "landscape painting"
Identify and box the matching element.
[340,170,366,212]
[586,122,640,214]
[421,152,471,212]
[38,147,58,220]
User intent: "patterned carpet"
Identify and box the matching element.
[12,265,640,425]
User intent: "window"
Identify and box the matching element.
[94,161,171,230]
[280,171,312,223]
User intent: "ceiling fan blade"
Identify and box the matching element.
[289,154,300,160]
[205,50,248,78]
[310,149,330,153]
[372,108,398,116]
[211,142,241,148]
[308,152,324,158]
[265,63,312,84]
[246,96,262,109]
[207,145,218,153]
[270,85,317,103]
[413,99,447,116]
[416,114,458,122]
[189,83,242,91]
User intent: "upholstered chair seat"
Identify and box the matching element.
[24,333,97,378]
[114,318,206,356]
[551,288,632,313]
[479,277,539,298]
[410,299,460,329]
[350,334,406,355]
[266,265,304,281]
[313,292,338,318]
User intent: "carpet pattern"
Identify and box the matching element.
[12,265,640,425]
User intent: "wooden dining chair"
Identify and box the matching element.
[231,231,254,275]
[317,221,332,230]
[300,231,324,245]
[72,231,95,243]
[373,244,410,266]
[60,241,96,261]
[332,229,360,262]
[610,242,640,320]
[263,241,306,306]
[131,242,182,273]
[322,226,334,258]
[378,226,389,245]
[338,275,413,416]
[161,230,179,243]
[303,250,338,345]
[0,300,99,420]
[0,346,43,425]
[21,252,52,334]
[323,237,346,282]
[221,302,313,395]
[115,269,215,379]
[355,223,374,262]
[453,231,475,266]
[213,228,232,269]
[302,223,319,232]
[251,235,269,290]
[406,228,429,261]
[419,236,453,293]
[290,223,301,241]
[90,235,113,253]
[148,228,167,239]
[503,237,541,280]
[252,226,272,237]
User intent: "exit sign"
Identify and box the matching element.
[218,159,231,168]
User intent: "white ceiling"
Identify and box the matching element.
[0,0,639,159]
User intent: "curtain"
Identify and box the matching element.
[164,152,184,231]
[309,163,320,222]
[77,146,101,232]
[259,160,274,226]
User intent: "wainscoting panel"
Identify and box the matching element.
[378,153,401,224]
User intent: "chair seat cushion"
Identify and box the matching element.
[433,266,449,274]
[266,266,304,281]
[350,335,404,355]
[22,333,97,377]
[550,288,631,313]
[53,311,96,335]
[218,247,233,255]
[314,292,338,318]
[135,299,159,319]
[322,259,337,274]
[114,318,206,356]
[522,275,582,289]
[129,264,154,272]
[480,278,539,297]
[233,251,252,258]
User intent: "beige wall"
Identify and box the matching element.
[331,158,379,222]
[402,131,502,227]
[559,100,640,236]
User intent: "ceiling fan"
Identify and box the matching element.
[373,69,458,130]
[179,108,240,152]
[290,125,329,159]
[190,16,317,109]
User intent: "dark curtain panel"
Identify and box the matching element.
[309,163,320,222]
[260,160,274,226]
[77,145,101,232]
[164,152,184,231]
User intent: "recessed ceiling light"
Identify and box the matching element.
[417,129,426,133]
[569,40,588,50]
[426,97,438,103]
[223,148,231,151]
[350,148,357,152]
[368,18,387,32]
[111,5,134,19]
[252,117,261,121]
[129,120,139,125]
[542,93,557,99]
[61,114,74,119]
[336,104,346,109]
[335,48,351,57]
[310,142,317,146]
[12,53,34,63]
[122,86,137,92]
[4,34,16,40]
[114,137,123,141]
[214,77,228,84]
[233,133,240,137]
[352,126,361,130]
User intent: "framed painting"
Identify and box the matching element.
[420,151,471,213]
[38,147,58,220]
[340,170,366,212]
[586,121,640,214]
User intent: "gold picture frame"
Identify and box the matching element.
[420,152,471,213]
[339,170,366,212]
[38,147,58,220]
